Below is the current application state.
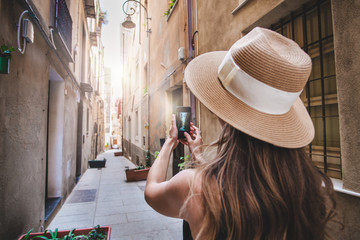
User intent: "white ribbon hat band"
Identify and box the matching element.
[217,51,302,115]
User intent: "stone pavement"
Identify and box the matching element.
[48,150,183,240]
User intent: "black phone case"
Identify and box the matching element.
[176,107,191,139]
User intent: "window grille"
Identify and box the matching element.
[55,0,73,51]
[271,0,341,179]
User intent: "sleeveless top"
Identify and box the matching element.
[183,220,228,240]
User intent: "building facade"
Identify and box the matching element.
[103,67,112,148]
[0,0,106,238]
[121,0,147,166]
[122,0,191,178]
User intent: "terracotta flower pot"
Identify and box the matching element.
[114,151,123,156]
[125,168,149,182]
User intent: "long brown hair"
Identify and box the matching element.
[194,123,336,240]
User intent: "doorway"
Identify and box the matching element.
[45,67,64,220]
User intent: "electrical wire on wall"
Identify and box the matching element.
[49,27,57,50]
[17,10,29,54]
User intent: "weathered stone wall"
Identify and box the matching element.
[330,0,360,238]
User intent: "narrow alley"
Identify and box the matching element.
[2,0,360,239]
[48,150,182,240]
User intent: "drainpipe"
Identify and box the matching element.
[187,0,196,124]
[147,14,151,160]
[187,0,193,59]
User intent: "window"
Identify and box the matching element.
[271,0,341,179]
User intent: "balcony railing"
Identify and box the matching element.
[90,32,97,46]
[55,0,72,52]
[84,0,96,18]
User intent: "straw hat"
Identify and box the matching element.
[184,27,314,148]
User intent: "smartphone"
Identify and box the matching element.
[176,106,191,139]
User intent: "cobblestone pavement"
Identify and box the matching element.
[48,150,183,240]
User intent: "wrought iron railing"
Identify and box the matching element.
[55,0,72,51]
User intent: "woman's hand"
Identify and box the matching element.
[180,122,203,154]
[168,114,179,150]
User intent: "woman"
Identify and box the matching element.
[144,27,336,239]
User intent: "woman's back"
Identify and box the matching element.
[184,125,336,240]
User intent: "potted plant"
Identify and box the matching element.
[125,164,150,182]
[114,150,123,156]
[0,44,15,74]
[88,158,106,168]
[18,225,111,240]
[164,0,178,18]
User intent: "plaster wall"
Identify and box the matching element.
[32,0,50,23]
[0,2,49,238]
[195,0,316,55]
[329,0,360,238]
[332,0,360,193]
[331,192,360,239]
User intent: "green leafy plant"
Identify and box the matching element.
[98,10,108,25]
[63,229,77,240]
[164,0,177,17]
[20,225,107,240]
[178,154,190,171]
[0,44,15,59]
[46,228,59,239]
[21,229,33,240]
[87,225,105,240]
[143,85,148,95]
[135,164,145,170]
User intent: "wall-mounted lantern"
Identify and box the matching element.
[121,0,151,36]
